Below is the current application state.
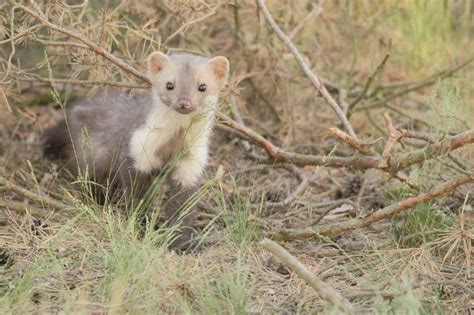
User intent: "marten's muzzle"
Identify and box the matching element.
[176,98,195,114]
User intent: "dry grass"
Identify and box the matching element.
[1,0,473,313]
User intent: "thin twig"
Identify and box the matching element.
[12,74,148,89]
[260,238,353,312]
[0,176,71,212]
[0,199,60,219]
[257,0,357,139]
[354,57,474,113]
[379,113,403,168]
[228,93,252,152]
[329,127,375,156]
[310,199,359,226]
[30,37,89,49]
[266,165,309,210]
[288,1,325,39]
[163,5,219,46]
[348,53,390,112]
[0,25,42,45]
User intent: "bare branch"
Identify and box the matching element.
[354,57,474,113]
[260,238,353,312]
[0,176,71,212]
[12,74,148,89]
[348,53,390,112]
[163,5,219,46]
[379,113,403,168]
[218,113,474,173]
[329,127,375,156]
[256,0,357,139]
[0,199,57,219]
[288,0,324,39]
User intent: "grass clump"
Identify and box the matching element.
[392,202,455,247]
[212,178,262,248]
[196,263,251,315]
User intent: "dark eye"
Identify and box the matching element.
[166,82,174,90]
[198,84,207,92]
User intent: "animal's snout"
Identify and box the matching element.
[176,99,194,114]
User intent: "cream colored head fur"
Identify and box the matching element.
[148,52,229,115]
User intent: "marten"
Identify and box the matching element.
[42,51,229,250]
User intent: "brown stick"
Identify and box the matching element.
[266,165,309,209]
[13,74,148,89]
[0,176,71,212]
[260,238,353,312]
[273,173,474,240]
[0,199,59,219]
[256,0,357,139]
[379,113,403,168]
[329,127,375,156]
[348,53,390,111]
[219,113,474,173]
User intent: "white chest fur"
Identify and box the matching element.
[129,104,213,176]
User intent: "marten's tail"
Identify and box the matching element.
[41,118,71,160]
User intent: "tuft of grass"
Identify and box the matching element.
[428,80,468,135]
[391,202,455,247]
[196,262,251,315]
[0,194,256,313]
[0,167,258,313]
[211,178,262,248]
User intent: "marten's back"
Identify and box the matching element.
[41,89,151,170]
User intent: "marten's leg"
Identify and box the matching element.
[161,182,199,251]
[162,149,207,250]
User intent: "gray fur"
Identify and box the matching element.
[44,90,150,190]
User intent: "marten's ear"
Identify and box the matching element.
[148,52,170,77]
[208,56,229,86]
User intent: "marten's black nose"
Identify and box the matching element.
[177,99,193,113]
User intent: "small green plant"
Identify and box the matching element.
[391,202,455,247]
[212,178,262,248]
[197,263,251,315]
[428,80,467,135]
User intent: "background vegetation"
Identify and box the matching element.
[0,0,473,313]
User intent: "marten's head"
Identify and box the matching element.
[148,52,229,115]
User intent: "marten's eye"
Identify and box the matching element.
[198,84,207,92]
[166,82,174,90]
